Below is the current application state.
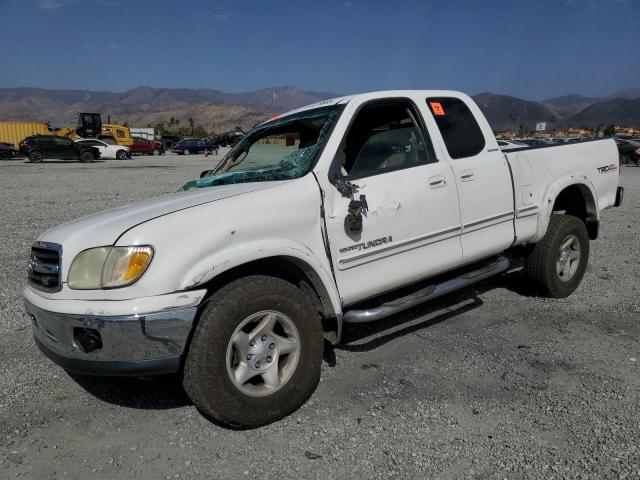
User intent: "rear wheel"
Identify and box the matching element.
[116,149,128,160]
[524,215,589,298]
[80,151,95,163]
[28,151,43,163]
[183,276,323,428]
[152,149,160,156]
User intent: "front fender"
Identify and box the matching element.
[178,238,342,315]
[533,176,599,243]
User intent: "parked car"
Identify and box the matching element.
[76,139,130,160]
[130,137,164,156]
[173,138,218,155]
[616,139,640,166]
[0,142,17,159]
[24,90,623,427]
[517,138,554,147]
[497,139,528,151]
[19,135,100,163]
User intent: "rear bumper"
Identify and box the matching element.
[25,299,199,376]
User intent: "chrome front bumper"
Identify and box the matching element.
[25,299,198,376]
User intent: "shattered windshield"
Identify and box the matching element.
[178,105,341,191]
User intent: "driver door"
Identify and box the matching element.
[321,99,463,306]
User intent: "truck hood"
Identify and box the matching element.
[38,180,288,254]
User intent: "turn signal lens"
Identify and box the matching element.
[102,246,154,288]
[68,245,154,290]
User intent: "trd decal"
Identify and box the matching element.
[597,164,617,174]
[339,236,393,254]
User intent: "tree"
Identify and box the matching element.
[603,124,616,136]
[518,124,527,137]
[188,117,195,135]
[169,117,176,133]
[192,125,208,138]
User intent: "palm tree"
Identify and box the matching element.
[189,117,195,135]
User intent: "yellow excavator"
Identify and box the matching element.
[0,112,132,149]
[74,112,133,146]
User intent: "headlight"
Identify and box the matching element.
[68,246,154,290]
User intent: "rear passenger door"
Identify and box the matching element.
[34,137,55,157]
[425,96,514,263]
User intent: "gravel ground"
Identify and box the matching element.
[0,154,638,479]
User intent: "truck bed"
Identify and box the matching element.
[505,138,620,244]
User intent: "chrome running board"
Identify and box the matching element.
[342,256,510,324]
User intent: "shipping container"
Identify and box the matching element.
[0,122,52,149]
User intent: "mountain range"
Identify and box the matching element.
[0,85,638,133]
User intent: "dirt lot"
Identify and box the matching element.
[0,154,638,479]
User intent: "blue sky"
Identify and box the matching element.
[0,0,638,100]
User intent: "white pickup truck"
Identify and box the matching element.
[24,90,623,427]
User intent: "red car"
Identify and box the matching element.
[129,137,164,156]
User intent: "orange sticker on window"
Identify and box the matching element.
[430,102,445,116]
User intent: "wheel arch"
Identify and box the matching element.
[535,178,599,242]
[179,241,342,318]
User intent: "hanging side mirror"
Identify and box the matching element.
[344,195,368,234]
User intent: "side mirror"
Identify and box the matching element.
[344,195,368,234]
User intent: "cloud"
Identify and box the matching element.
[35,0,75,9]
[563,0,630,12]
[212,13,233,22]
[33,0,137,9]
[344,1,353,7]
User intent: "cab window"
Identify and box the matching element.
[426,97,485,159]
[337,100,435,178]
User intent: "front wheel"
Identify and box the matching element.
[80,151,95,163]
[152,149,160,156]
[184,149,190,156]
[524,215,590,298]
[183,276,324,428]
[116,149,128,160]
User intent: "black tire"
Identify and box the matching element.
[152,149,160,156]
[620,154,630,165]
[116,149,128,160]
[183,275,323,428]
[28,150,43,163]
[79,151,94,163]
[524,215,590,298]
[184,149,190,156]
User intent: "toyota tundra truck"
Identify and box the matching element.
[24,90,624,427]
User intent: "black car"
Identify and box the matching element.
[0,142,17,160]
[616,139,640,166]
[173,138,218,155]
[19,135,100,163]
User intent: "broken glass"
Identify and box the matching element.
[177,105,341,191]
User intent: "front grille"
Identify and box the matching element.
[28,242,62,292]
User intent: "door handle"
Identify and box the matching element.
[429,175,447,188]
[460,170,475,182]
